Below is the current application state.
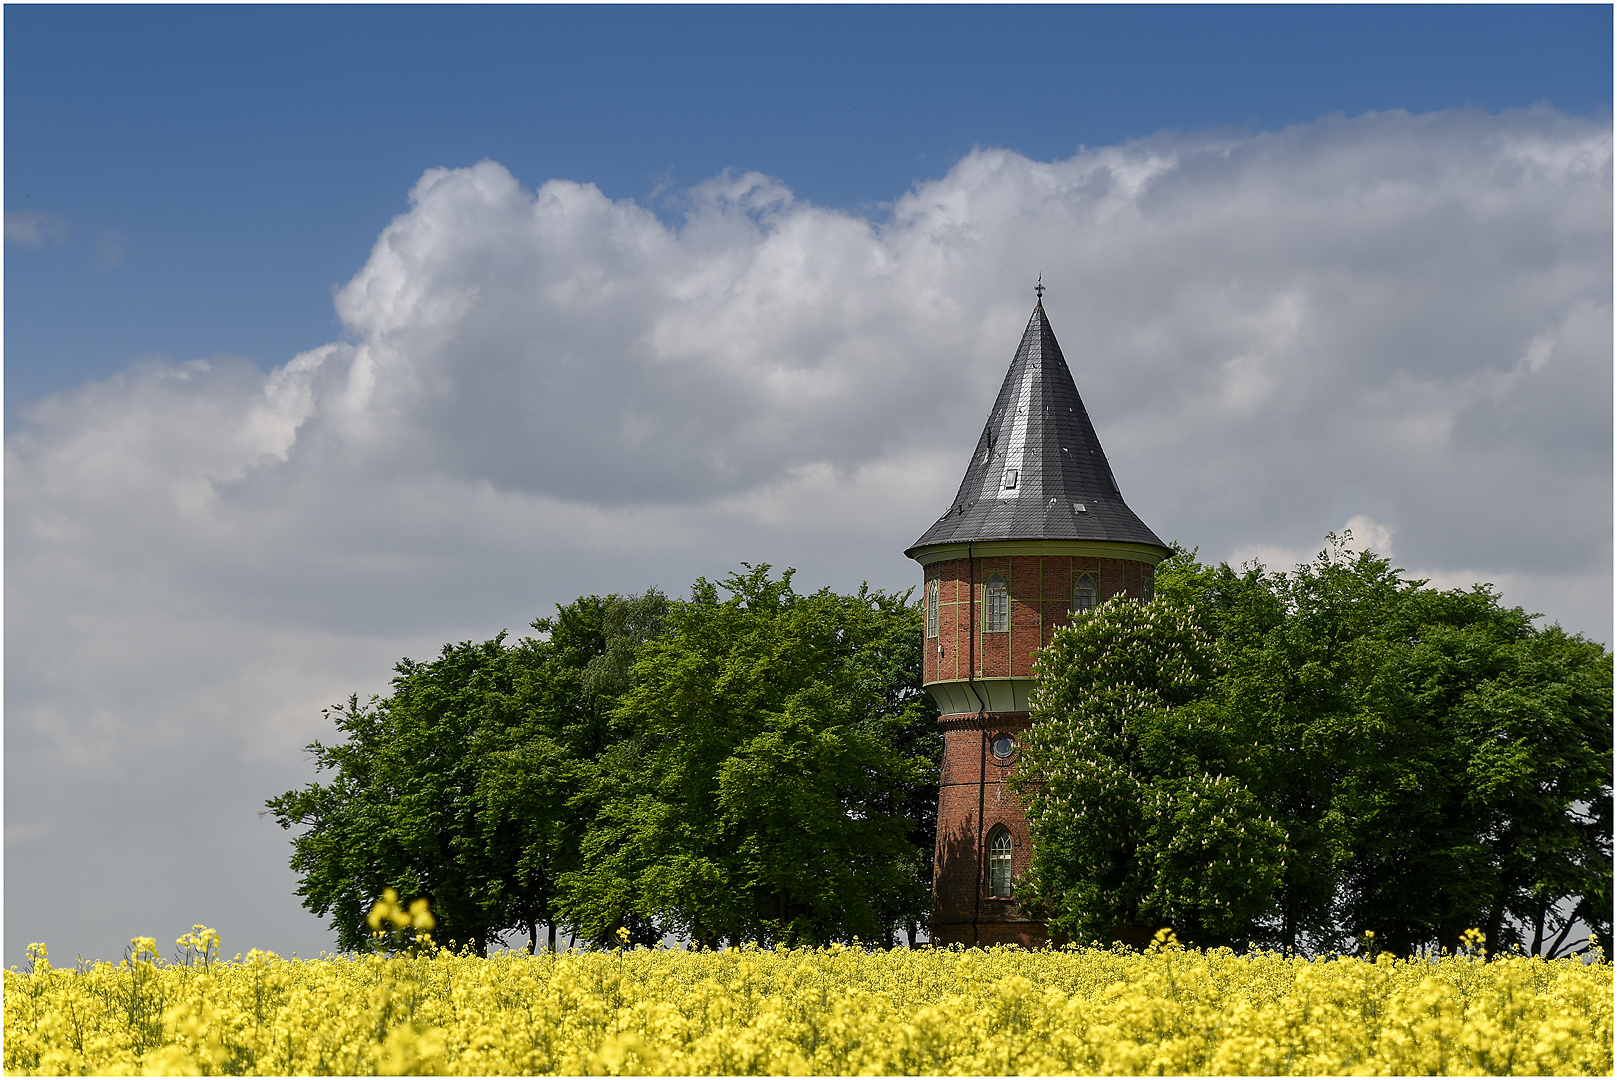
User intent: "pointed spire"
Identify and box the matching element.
[906,298,1168,556]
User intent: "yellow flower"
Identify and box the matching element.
[4,932,1610,1075]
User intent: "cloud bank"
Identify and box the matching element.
[6,107,1610,964]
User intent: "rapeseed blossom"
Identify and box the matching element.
[5,933,1610,1075]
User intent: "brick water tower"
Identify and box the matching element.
[906,285,1171,947]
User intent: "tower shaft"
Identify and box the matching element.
[908,295,1170,947]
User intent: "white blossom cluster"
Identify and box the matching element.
[1018,599,1285,937]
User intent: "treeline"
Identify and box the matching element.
[272,543,1612,959]
[267,566,939,955]
[1017,537,1613,958]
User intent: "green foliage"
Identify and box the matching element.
[556,564,939,948]
[266,590,668,954]
[269,570,940,954]
[1018,535,1612,956]
[265,635,524,955]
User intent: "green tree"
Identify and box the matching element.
[266,590,669,955]
[557,565,938,948]
[1019,537,1612,955]
[479,590,670,952]
[1216,543,1405,951]
[265,635,529,954]
[1341,590,1612,955]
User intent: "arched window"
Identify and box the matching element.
[1072,572,1097,613]
[926,579,940,638]
[1141,570,1155,602]
[987,827,1013,897]
[984,573,1008,632]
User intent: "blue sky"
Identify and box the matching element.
[5,6,1612,966]
[6,5,1611,410]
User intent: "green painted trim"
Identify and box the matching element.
[926,677,1038,714]
[910,540,1169,567]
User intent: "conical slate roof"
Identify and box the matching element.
[906,299,1169,557]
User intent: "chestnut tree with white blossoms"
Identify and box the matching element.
[1015,592,1287,948]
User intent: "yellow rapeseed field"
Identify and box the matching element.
[5,927,1610,1076]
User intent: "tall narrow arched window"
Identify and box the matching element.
[1141,570,1155,602]
[984,573,1008,632]
[987,827,1013,897]
[1072,572,1097,613]
[926,579,940,638]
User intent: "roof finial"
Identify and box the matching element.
[1035,274,1044,303]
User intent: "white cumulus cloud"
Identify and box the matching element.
[6,106,1610,965]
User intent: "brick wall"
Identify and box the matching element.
[931,715,1044,945]
[922,555,1156,683]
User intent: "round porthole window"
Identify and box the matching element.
[992,734,1016,759]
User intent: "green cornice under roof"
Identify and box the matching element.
[909,539,1169,567]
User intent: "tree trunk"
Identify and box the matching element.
[1485,897,1505,956]
[548,922,558,953]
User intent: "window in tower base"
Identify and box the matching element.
[984,573,1008,632]
[987,826,1013,898]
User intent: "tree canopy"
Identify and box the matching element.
[271,541,1605,958]
[557,565,937,948]
[1017,537,1612,957]
[266,590,669,954]
[268,567,938,953]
